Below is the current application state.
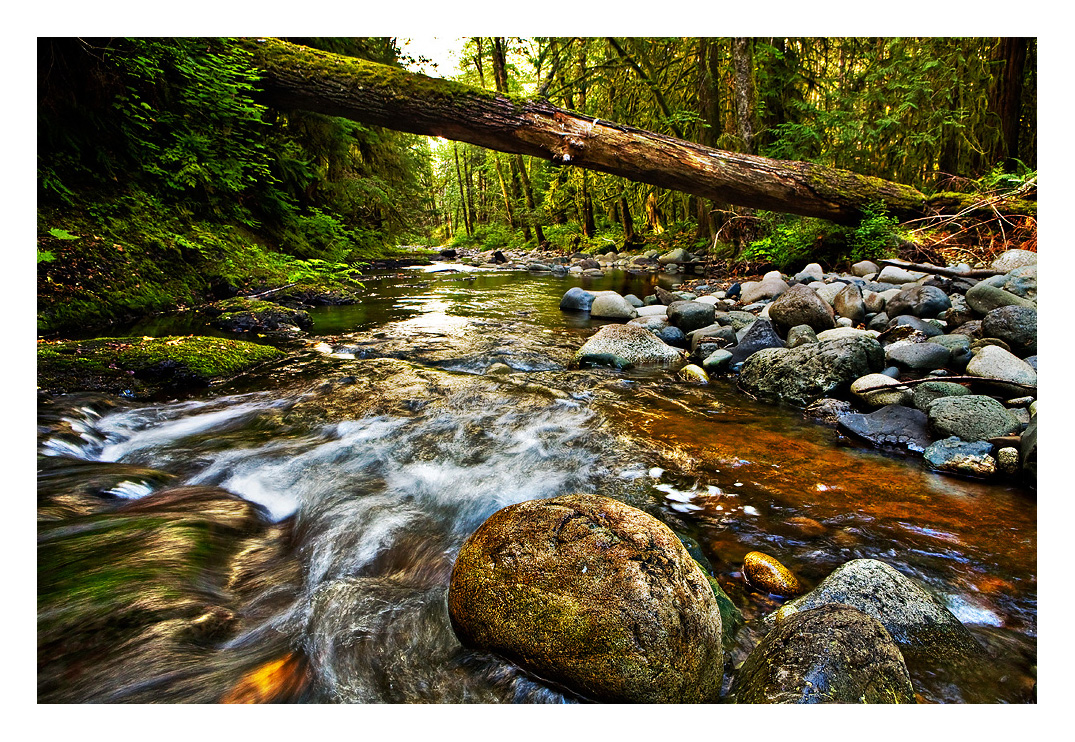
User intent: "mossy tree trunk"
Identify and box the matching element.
[242,37,1035,226]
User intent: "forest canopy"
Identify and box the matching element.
[37,36,1036,332]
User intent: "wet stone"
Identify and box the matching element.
[731,604,915,704]
[742,551,804,597]
[837,404,933,452]
[923,437,997,477]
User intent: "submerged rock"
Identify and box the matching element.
[742,551,804,597]
[559,286,596,312]
[770,558,983,663]
[731,604,915,704]
[837,404,933,452]
[923,437,997,477]
[447,494,724,703]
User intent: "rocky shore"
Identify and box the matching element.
[546,246,1038,486]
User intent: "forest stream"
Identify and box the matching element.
[37,264,1037,704]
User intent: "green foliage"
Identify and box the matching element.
[276,256,366,285]
[978,160,1036,195]
[38,250,56,264]
[48,227,80,240]
[741,214,829,268]
[849,202,902,263]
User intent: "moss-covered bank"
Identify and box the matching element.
[37,335,285,397]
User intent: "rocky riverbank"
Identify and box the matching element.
[552,247,1038,486]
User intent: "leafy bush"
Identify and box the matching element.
[741,214,829,268]
[848,202,902,263]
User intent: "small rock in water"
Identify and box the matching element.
[677,364,709,384]
[923,437,997,477]
[742,551,804,597]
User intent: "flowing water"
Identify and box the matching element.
[37,264,1037,703]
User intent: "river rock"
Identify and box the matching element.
[447,494,724,703]
[911,380,971,412]
[887,315,945,339]
[852,260,880,277]
[678,364,709,383]
[743,551,804,597]
[768,284,836,335]
[786,324,818,348]
[805,398,856,425]
[737,334,884,407]
[589,292,638,320]
[794,262,825,282]
[574,324,685,366]
[982,305,1037,356]
[724,310,760,331]
[658,247,688,265]
[837,404,933,452]
[731,604,915,704]
[991,249,1037,273]
[634,304,668,317]
[833,283,867,325]
[851,374,911,407]
[701,349,733,375]
[965,281,1035,314]
[1021,414,1037,481]
[987,265,1037,301]
[628,315,670,334]
[813,282,844,306]
[559,287,596,312]
[816,327,878,342]
[653,285,679,305]
[655,325,687,347]
[668,301,716,333]
[728,319,785,367]
[688,323,737,352]
[965,345,1037,392]
[885,285,952,319]
[740,274,789,304]
[885,342,951,372]
[928,395,1022,442]
[876,265,927,284]
[923,437,997,477]
[770,558,982,662]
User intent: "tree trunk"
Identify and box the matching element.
[453,143,471,236]
[731,37,756,154]
[493,154,516,229]
[242,38,1035,225]
[991,37,1029,171]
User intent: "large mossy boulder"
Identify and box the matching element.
[770,558,982,663]
[730,604,916,704]
[206,297,312,333]
[447,494,724,703]
[37,336,285,397]
[737,335,884,407]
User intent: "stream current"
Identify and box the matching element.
[37,264,1037,703]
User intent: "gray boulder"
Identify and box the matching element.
[986,265,1037,301]
[876,265,927,284]
[688,323,738,353]
[965,345,1037,392]
[833,283,867,325]
[574,324,685,366]
[928,394,1022,442]
[767,284,836,335]
[740,274,790,304]
[885,285,952,319]
[990,249,1037,273]
[701,349,734,375]
[560,287,596,312]
[737,335,884,407]
[886,315,944,338]
[982,305,1036,356]
[852,260,880,277]
[667,301,716,333]
[731,604,915,704]
[885,342,951,372]
[589,292,638,320]
[770,558,983,662]
[965,281,1035,315]
[911,380,971,412]
[786,324,818,348]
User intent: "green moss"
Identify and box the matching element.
[37,335,285,395]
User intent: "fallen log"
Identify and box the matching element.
[240,38,1036,226]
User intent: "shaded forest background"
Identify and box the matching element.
[37,37,1036,333]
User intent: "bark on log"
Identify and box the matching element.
[240,38,1036,225]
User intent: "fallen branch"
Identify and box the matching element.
[877,260,1002,279]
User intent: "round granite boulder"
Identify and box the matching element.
[559,287,596,312]
[731,604,915,704]
[667,301,717,333]
[447,494,724,703]
[589,292,638,320]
